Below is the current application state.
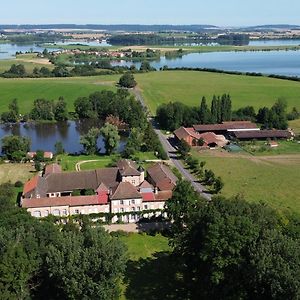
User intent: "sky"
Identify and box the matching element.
[1,0,299,27]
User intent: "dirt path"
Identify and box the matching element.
[75,160,102,171]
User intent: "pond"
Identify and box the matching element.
[0,119,127,154]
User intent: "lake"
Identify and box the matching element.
[0,120,127,154]
[112,50,300,77]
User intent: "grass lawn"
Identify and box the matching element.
[239,140,300,155]
[135,71,300,114]
[120,233,170,261]
[192,149,300,214]
[0,163,36,184]
[57,152,158,172]
[119,233,186,300]
[0,74,120,114]
[290,119,300,135]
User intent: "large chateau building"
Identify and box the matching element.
[22,160,177,223]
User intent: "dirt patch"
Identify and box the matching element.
[93,80,115,86]
[15,58,52,65]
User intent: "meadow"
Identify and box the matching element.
[135,71,300,114]
[191,149,300,214]
[0,75,119,114]
[0,163,35,184]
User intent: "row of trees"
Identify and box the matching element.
[165,180,300,299]
[178,139,224,193]
[156,94,232,131]
[157,97,296,131]
[0,183,127,299]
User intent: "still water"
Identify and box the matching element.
[0,120,127,154]
[112,50,300,77]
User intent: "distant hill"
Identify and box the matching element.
[0,24,219,32]
[241,24,300,31]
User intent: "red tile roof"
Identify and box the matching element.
[110,182,142,200]
[231,130,293,139]
[141,192,156,202]
[22,195,108,208]
[23,175,39,195]
[155,191,173,201]
[193,121,258,132]
[174,126,201,140]
[45,163,62,175]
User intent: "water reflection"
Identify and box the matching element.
[0,120,127,154]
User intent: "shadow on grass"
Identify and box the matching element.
[124,252,187,300]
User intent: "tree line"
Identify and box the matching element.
[164,179,300,299]
[0,183,127,299]
[156,96,297,131]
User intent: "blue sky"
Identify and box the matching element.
[1,0,299,26]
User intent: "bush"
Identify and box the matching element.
[14,181,23,188]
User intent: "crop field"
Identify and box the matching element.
[0,75,119,114]
[0,163,35,184]
[192,149,300,214]
[135,71,300,114]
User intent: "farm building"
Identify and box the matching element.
[230,130,293,141]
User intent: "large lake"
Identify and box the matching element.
[0,120,127,154]
[112,50,300,77]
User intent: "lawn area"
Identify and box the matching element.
[192,149,300,214]
[290,119,300,135]
[0,74,120,114]
[57,152,158,171]
[135,71,300,114]
[0,163,35,184]
[239,140,300,155]
[120,233,170,261]
[119,233,186,300]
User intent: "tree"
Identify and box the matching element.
[167,195,300,299]
[45,227,127,300]
[30,98,54,121]
[1,99,19,123]
[123,128,143,158]
[165,179,203,236]
[213,176,224,193]
[199,96,211,124]
[100,123,120,155]
[211,95,219,123]
[54,141,65,155]
[74,97,95,119]
[52,66,69,77]
[80,127,100,155]
[140,61,153,72]
[118,72,137,88]
[178,139,191,159]
[54,97,68,121]
[1,135,30,160]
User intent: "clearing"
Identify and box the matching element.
[191,149,300,214]
[0,75,119,114]
[0,163,35,184]
[135,71,300,114]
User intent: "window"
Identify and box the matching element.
[144,204,148,210]
[44,210,49,217]
[53,209,60,216]
[75,209,79,214]
[62,209,68,216]
[120,208,124,213]
[137,206,141,211]
[132,207,135,212]
[131,214,135,220]
[132,180,136,185]
[131,199,135,204]
[120,200,124,205]
[33,211,41,217]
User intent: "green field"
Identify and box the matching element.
[192,150,300,214]
[290,119,300,135]
[119,233,184,300]
[0,75,119,114]
[0,163,35,184]
[135,71,300,114]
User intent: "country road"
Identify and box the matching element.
[132,88,212,201]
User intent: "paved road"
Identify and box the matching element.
[132,88,212,201]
